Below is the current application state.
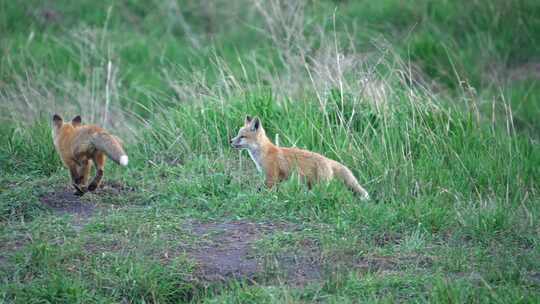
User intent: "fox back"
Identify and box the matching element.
[52,114,128,195]
[231,116,369,199]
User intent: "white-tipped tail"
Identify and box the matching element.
[332,161,370,200]
[119,155,129,166]
[361,192,370,201]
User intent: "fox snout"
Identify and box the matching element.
[230,137,239,148]
[230,136,244,149]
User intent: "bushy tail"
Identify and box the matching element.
[91,132,128,166]
[332,162,369,200]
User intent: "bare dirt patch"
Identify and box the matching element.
[180,221,433,286]
[39,181,132,216]
[39,181,132,232]
[39,189,97,217]
[183,221,290,282]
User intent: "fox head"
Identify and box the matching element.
[230,115,265,150]
[51,114,82,140]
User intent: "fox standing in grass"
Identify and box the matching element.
[231,116,369,199]
[52,114,128,196]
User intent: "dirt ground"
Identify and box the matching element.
[39,181,132,216]
[38,184,431,286]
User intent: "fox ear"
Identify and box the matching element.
[53,114,63,127]
[244,115,252,125]
[71,115,82,126]
[251,117,261,131]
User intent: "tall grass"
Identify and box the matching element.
[0,0,539,302]
[1,0,538,233]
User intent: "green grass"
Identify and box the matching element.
[1,0,539,303]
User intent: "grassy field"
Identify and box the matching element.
[1,0,539,303]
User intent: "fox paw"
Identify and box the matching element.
[88,183,98,192]
[73,184,87,196]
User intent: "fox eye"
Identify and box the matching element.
[239,135,245,139]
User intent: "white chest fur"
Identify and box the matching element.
[51,130,60,150]
[247,148,264,173]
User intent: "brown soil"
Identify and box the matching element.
[183,221,289,282]
[36,183,431,286]
[181,221,432,286]
[39,181,132,216]
[39,189,97,217]
[39,181,133,232]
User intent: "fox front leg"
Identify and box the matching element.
[70,166,87,196]
[264,166,280,189]
[79,160,91,186]
[257,179,275,193]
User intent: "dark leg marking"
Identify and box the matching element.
[88,169,104,192]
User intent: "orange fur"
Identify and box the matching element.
[51,114,128,196]
[231,116,369,199]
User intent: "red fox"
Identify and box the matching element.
[230,116,369,199]
[51,114,128,196]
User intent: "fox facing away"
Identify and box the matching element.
[230,116,369,199]
[52,114,128,196]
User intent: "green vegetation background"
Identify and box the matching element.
[0,0,539,302]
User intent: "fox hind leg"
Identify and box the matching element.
[88,152,106,192]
